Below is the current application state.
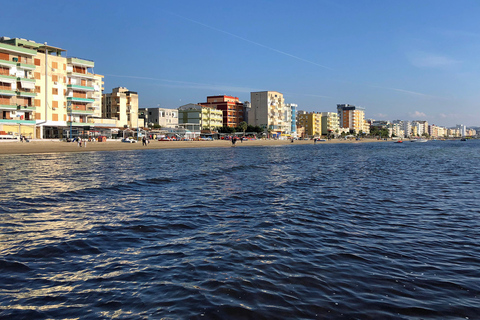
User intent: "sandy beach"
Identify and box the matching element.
[0,138,387,155]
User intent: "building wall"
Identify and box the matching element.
[337,104,366,133]
[102,87,139,128]
[0,38,105,138]
[0,40,38,136]
[296,111,322,137]
[200,95,244,127]
[321,112,339,135]
[139,107,178,128]
[178,103,223,130]
[250,91,291,134]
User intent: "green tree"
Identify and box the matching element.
[218,126,235,134]
[237,121,247,136]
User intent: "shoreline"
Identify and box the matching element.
[0,138,388,155]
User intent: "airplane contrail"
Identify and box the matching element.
[165,11,334,71]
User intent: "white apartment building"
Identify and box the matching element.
[178,103,223,131]
[139,107,178,128]
[249,91,292,136]
[0,37,103,139]
[320,112,339,136]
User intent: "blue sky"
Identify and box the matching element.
[4,0,480,126]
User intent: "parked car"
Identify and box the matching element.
[122,137,137,143]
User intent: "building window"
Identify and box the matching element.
[34,72,41,80]
[34,58,41,66]
[35,86,41,93]
[52,88,58,95]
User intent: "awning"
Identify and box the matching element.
[20,81,35,89]
[0,77,16,84]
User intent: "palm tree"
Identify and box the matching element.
[238,121,247,136]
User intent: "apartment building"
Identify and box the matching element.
[199,95,244,128]
[178,103,223,131]
[411,120,428,136]
[249,91,292,136]
[428,124,447,138]
[296,111,322,137]
[139,107,178,128]
[0,37,103,138]
[102,87,139,129]
[320,112,339,136]
[0,39,37,138]
[337,104,367,134]
[287,103,297,137]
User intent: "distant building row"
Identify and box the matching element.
[368,119,476,138]
[140,94,370,139]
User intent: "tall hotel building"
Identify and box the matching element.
[200,95,244,128]
[102,87,139,129]
[337,104,367,134]
[249,91,292,136]
[321,112,339,136]
[296,111,322,138]
[0,37,103,138]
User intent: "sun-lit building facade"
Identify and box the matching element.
[0,37,104,138]
[249,91,292,136]
[337,104,367,134]
[178,103,223,131]
[296,111,322,137]
[200,95,244,128]
[321,112,339,136]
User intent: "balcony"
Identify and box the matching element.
[0,74,17,83]
[0,60,16,68]
[67,97,95,103]
[68,72,96,80]
[67,84,94,91]
[67,108,94,115]
[15,105,35,111]
[67,57,95,68]
[0,89,17,96]
[0,119,36,125]
[0,43,37,56]
[0,104,17,110]
[66,121,94,127]
[16,91,36,97]
[17,77,36,83]
[16,62,36,70]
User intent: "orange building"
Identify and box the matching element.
[200,95,244,127]
[337,104,367,134]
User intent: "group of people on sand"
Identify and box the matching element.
[231,136,245,146]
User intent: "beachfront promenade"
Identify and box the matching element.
[0,138,387,155]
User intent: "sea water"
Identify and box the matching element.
[1,141,479,319]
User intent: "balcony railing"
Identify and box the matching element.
[67,97,95,103]
[0,89,17,96]
[16,91,36,97]
[0,119,36,125]
[67,84,95,91]
[16,62,36,70]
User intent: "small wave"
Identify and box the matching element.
[0,259,31,272]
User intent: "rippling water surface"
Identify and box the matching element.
[1,141,480,319]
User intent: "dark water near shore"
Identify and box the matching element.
[1,140,480,319]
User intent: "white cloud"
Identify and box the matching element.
[375,113,388,119]
[409,111,427,118]
[407,51,461,68]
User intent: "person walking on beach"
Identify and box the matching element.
[232,137,236,146]
[142,135,147,146]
